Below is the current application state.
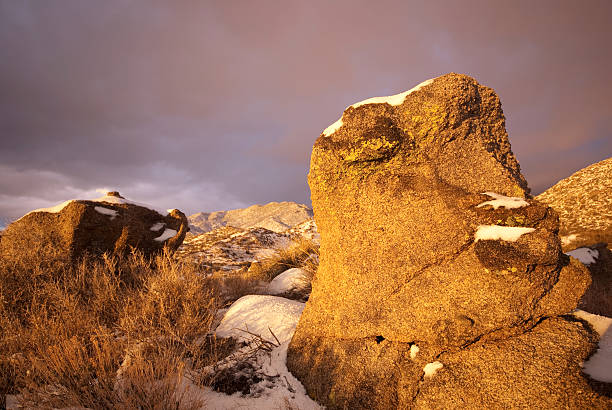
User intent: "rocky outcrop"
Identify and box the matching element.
[175,226,291,272]
[537,157,612,251]
[189,202,313,234]
[573,243,612,317]
[287,74,609,408]
[0,192,189,265]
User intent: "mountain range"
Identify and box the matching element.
[188,201,313,234]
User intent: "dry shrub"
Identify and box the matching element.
[20,329,123,408]
[120,253,218,342]
[277,396,304,410]
[0,246,220,408]
[119,253,227,384]
[248,238,319,282]
[114,343,204,410]
[211,269,263,306]
[296,249,319,293]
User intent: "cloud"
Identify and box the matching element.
[0,0,610,220]
[0,163,247,221]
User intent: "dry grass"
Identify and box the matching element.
[215,270,263,306]
[247,238,319,283]
[209,238,319,305]
[277,396,305,410]
[0,236,320,406]
[0,246,223,408]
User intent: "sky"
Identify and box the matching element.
[1,0,611,223]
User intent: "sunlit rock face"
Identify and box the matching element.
[287,74,609,409]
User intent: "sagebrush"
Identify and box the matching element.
[0,247,223,408]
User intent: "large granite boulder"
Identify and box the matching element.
[0,192,189,265]
[287,74,610,408]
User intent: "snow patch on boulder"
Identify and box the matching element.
[154,228,177,242]
[268,268,309,295]
[573,309,612,382]
[410,344,420,359]
[351,78,434,109]
[322,78,434,137]
[475,225,535,242]
[21,192,170,220]
[216,295,304,344]
[566,247,599,265]
[94,206,118,220]
[423,361,443,378]
[477,192,529,210]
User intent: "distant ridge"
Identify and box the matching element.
[189,201,313,234]
[536,157,612,250]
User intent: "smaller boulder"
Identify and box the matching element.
[0,192,189,265]
[573,243,612,317]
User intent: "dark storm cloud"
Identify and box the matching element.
[1,0,611,221]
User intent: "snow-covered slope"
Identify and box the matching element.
[175,226,291,271]
[536,157,612,250]
[198,295,321,409]
[189,202,313,234]
[285,219,319,243]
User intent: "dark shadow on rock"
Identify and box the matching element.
[578,243,612,317]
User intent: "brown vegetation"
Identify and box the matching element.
[0,232,319,407]
[247,238,319,282]
[0,246,226,408]
[205,237,319,306]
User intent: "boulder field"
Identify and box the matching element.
[287,73,611,408]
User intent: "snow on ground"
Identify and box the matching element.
[322,78,435,137]
[268,268,309,295]
[154,228,177,242]
[177,227,292,271]
[573,310,612,382]
[476,192,529,210]
[474,225,535,242]
[199,341,322,410]
[94,206,118,220]
[216,295,304,344]
[286,219,320,243]
[565,247,599,265]
[198,294,321,409]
